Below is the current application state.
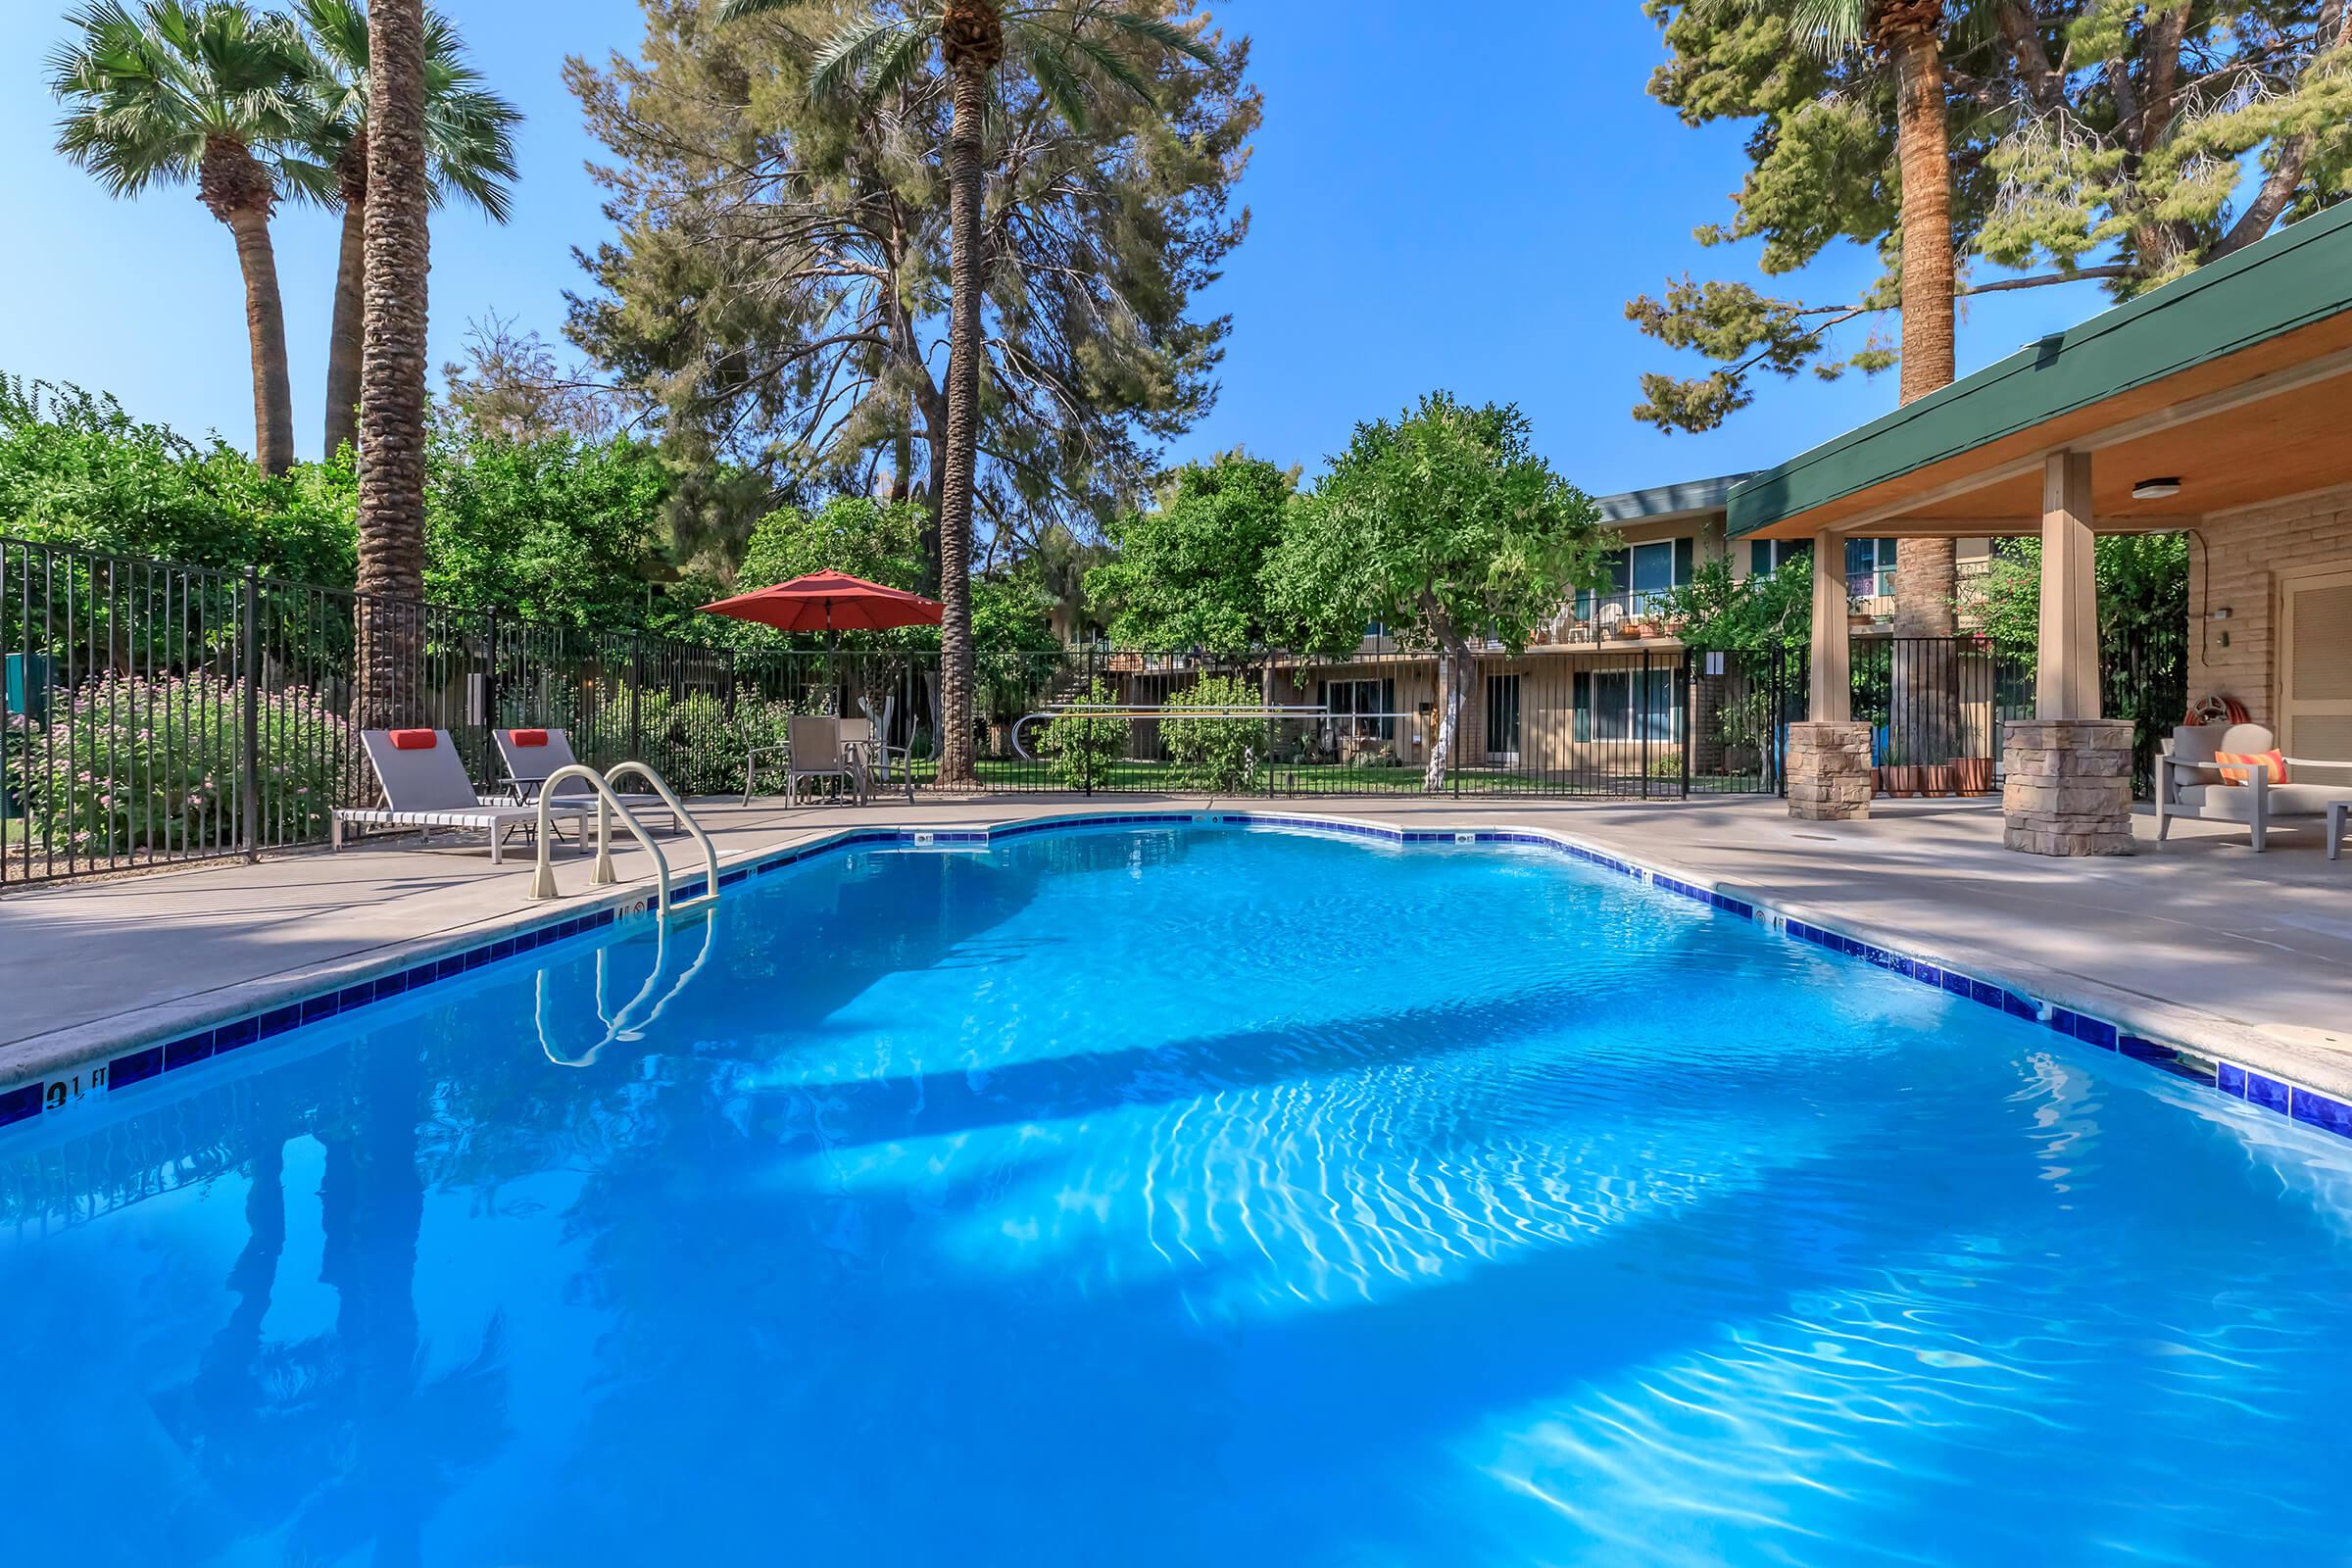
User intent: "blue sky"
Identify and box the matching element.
[6,1,2112,502]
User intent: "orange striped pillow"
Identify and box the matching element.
[2215,749,2288,785]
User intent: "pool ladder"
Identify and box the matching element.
[524,761,720,919]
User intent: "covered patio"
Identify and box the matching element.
[1732,203,2352,856]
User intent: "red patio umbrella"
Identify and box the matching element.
[700,569,944,634]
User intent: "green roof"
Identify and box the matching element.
[1593,472,1752,523]
[1728,203,2352,537]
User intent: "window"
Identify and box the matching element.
[1845,537,1897,599]
[1748,538,1811,576]
[1319,677,1395,741]
[1485,673,1521,758]
[1578,537,1695,617]
[1573,666,1683,744]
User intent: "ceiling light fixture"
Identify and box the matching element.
[2132,476,2182,500]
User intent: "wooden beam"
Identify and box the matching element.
[1809,529,1850,722]
[2037,452,2100,720]
[1847,514,2197,538]
[1770,351,2352,538]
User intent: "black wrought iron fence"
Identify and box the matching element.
[1844,635,2034,793]
[0,533,2191,889]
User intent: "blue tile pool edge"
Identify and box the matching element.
[3,810,2343,1149]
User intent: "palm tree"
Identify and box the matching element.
[353,0,430,725]
[50,0,314,475]
[717,0,1211,788]
[1784,0,1962,632]
[294,0,519,462]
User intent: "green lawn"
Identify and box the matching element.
[757,755,1770,798]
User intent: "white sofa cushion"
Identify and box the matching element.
[2169,723,2278,787]
[2174,782,2352,820]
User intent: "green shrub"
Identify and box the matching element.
[1038,678,1128,789]
[625,686,808,797]
[1160,673,1264,793]
[18,671,347,854]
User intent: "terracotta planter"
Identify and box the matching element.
[1614,623,1642,640]
[1921,763,1954,797]
[1953,756,1994,795]
[1878,764,1921,797]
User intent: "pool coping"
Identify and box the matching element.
[3,809,2346,1146]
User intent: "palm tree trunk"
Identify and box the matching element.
[1889,24,1956,640]
[935,53,989,788]
[324,197,367,463]
[223,207,296,478]
[355,0,433,730]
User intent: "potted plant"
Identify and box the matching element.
[1877,741,1918,797]
[1953,755,1994,794]
[1921,761,1954,796]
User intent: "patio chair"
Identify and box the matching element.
[335,729,594,865]
[2156,722,2352,852]
[839,715,916,806]
[743,715,863,807]
[494,727,679,833]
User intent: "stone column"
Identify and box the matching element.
[1788,719,1874,820]
[2002,718,2133,855]
[1788,529,1873,819]
[2003,453,2132,855]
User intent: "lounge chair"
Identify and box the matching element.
[494,727,679,833]
[2156,722,2352,852]
[838,715,916,805]
[335,729,593,865]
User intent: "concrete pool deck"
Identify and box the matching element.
[3,792,2348,1102]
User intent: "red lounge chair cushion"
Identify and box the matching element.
[2215,748,2287,785]
[510,728,550,747]
[389,729,438,751]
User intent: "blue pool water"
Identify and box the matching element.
[4,824,2350,1566]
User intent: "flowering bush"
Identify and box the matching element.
[17,671,348,855]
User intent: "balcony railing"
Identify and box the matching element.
[1545,589,1684,644]
[1847,567,1896,602]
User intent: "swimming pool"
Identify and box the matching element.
[4,822,2348,1565]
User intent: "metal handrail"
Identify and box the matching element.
[606,760,722,901]
[524,761,718,917]
[1011,705,1330,760]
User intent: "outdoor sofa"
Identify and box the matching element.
[2156,722,2352,854]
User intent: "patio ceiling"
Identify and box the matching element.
[1728,203,2352,541]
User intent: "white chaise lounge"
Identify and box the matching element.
[2156,722,2352,853]
[335,728,593,864]
[493,727,679,833]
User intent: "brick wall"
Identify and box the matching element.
[2187,484,2352,727]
